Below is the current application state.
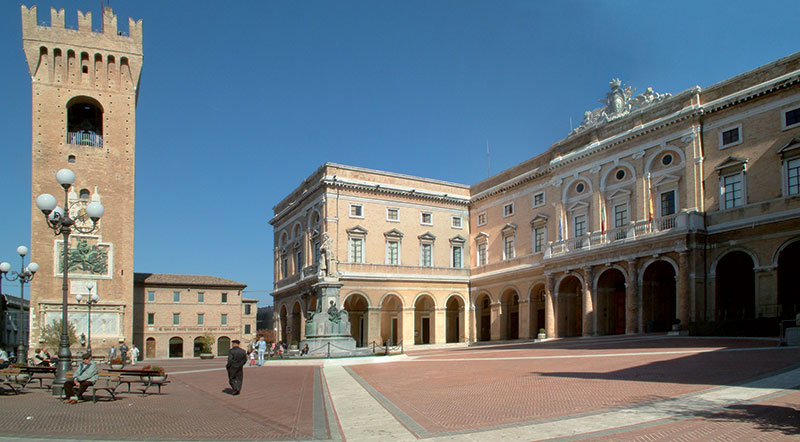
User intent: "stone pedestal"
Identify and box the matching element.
[300,278,365,357]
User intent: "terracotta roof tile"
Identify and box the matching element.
[133,272,247,288]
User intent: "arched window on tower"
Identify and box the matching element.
[67,97,103,147]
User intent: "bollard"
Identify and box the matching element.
[327,342,330,359]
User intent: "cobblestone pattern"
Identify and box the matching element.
[352,337,800,435]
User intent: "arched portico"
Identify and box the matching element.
[642,260,676,332]
[596,268,626,335]
[414,294,436,345]
[528,283,546,337]
[344,292,369,347]
[291,302,302,344]
[715,251,756,321]
[557,275,583,337]
[778,240,800,319]
[445,294,466,343]
[380,294,403,345]
[279,305,288,344]
[474,293,492,341]
[499,288,520,340]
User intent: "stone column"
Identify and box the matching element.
[402,307,415,347]
[678,251,690,327]
[583,266,594,337]
[490,302,501,341]
[460,304,468,343]
[367,307,382,347]
[545,273,556,338]
[519,298,531,339]
[434,307,447,344]
[299,312,307,341]
[626,259,639,334]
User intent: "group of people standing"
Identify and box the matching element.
[248,338,290,366]
[108,341,139,365]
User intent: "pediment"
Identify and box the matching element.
[384,228,404,239]
[530,214,548,226]
[714,156,748,173]
[777,137,800,158]
[568,201,589,212]
[654,174,680,187]
[418,231,437,241]
[449,234,466,245]
[346,225,368,235]
[500,223,517,234]
[607,189,631,200]
[475,232,490,241]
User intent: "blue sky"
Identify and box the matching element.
[1,1,798,306]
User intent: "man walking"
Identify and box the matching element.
[256,338,266,366]
[129,344,139,365]
[226,339,247,395]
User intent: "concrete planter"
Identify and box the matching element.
[537,333,546,339]
[199,353,214,360]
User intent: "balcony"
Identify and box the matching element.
[545,212,701,259]
[67,131,103,147]
[338,262,470,280]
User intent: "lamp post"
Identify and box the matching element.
[75,283,98,355]
[35,168,104,396]
[0,246,38,365]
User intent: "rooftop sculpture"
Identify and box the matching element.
[571,78,671,135]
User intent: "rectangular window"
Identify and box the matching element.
[313,241,321,264]
[281,257,288,278]
[245,324,251,334]
[723,174,743,209]
[147,291,155,302]
[503,203,514,217]
[478,243,488,266]
[533,192,545,208]
[147,313,154,325]
[421,243,432,267]
[295,250,303,272]
[503,236,515,259]
[349,204,363,218]
[245,304,251,315]
[573,214,586,237]
[386,241,399,265]
[420,212,433,225]
[172,313,180,325]
[452,246,463,268]
[386,208,399,221]
[788,158,800,196]
[173,291,180,303]
[221,292,228,303]
[198,292,204,303]
[614,204,628,228]
[197,313,204,325]
[451,216,462,229]
[350,238,363,263]
[661,191,676,216]
[534,227,545,253]
[785,107,800,128]
[721,127,740,146]
[477,212,487,226]
[221,314,228,326]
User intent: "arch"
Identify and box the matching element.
[715,251,756,321]
[641,260,677,332]
[168,337,183,358]
[556,275,583,337]
[344,292,369,347]
[308,209,322,228]
[343,291,372,308]
[279,304,288,344]
[217,336,231,356]
[445,295,465,343]
[644,145,686,176]
[414,294,436,345]
[292,222,303,239]
[710,247,760,275]
[499,287,520,340]
[145,337,156,359]
[474,292,493,341]
[600,161,637,190]
[66,96,104,147]
[596,268,627,335]
[380,293,403,345]
[411,292,438,309]
[778,239,800,319]
[562,176,594,202]
[291,301,303,344]
[527,283,547,337]
[79,188,90,199]
[193,336,204,357]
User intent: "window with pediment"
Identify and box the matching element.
[384,229,403,265]
[501,223,517,260]
[418,232,436,267]
[530,215,548,254]
[347,225,368,263]
[715,157,748,210]
[778,137,800,197]
[475,232,489,266]
[449,235,466,268]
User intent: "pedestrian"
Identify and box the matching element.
[129,344,139,366]
[249,350,256,366]
[63,353,98,404]
[0,348,9,369]
[108,345,116,362]
[256,337,266,366]
[300,343,309,356]
[119,341,128,363]
[226,339,247,395]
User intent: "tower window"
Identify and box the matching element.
[79,189,90,199]
[68,155,76,163]
[67,97,103,147]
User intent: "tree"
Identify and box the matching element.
[41,319,79,350]
[199,333,215,354]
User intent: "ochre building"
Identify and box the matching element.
[271,52,800,345]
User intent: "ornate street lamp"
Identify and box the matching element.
[75,283,98,355]
[35,168,104,396]
[0,246,38,365]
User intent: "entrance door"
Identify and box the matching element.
[391,317,398,345]
[145,338,156,359]
[422,317,430,344]
[480,315,490,341]
[359,316,365,347]
[537,309,545,333]
[509,312,519,339]
[615,291,626,334]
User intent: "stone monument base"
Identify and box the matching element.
[300,336,371,357]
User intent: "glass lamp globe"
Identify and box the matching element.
[85,202,105,220]
[36,193,58,214]
[48,206,65,222]
[26,262,39,274]
[0,262,10,273]
[91,293,100,303]
[55,169,76,187]
[16,246,28,256]
[75,293,83,302]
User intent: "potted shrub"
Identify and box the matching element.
[537,328,547,340]
[671,318,681,332]
[141,364,166,382]
[108,358,125,369]
[199,333,215,359]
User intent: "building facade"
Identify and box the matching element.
[22,6,142,355]
[1,295,30,355]
[133,273,256,359]
[271,52,800,345]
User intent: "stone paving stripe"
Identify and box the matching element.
[323,365,416,441]
[313,366,330,440]
[319,368,343,442]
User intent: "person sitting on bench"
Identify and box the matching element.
[64,353,97,404]
[34,347,52,366]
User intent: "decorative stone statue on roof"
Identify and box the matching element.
[318,232,338,279]
[571,79,671,135]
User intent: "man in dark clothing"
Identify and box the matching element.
[226,339,247,395]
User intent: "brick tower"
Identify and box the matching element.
[21,6,142,355]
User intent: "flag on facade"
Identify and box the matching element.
[647,175,655,222]
[557,204,563,241]
[600,197,606,235]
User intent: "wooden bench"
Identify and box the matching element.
[0,368,31,394]
[22,366,56,389]
[109,369,169,395]
[89,372,121,403]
